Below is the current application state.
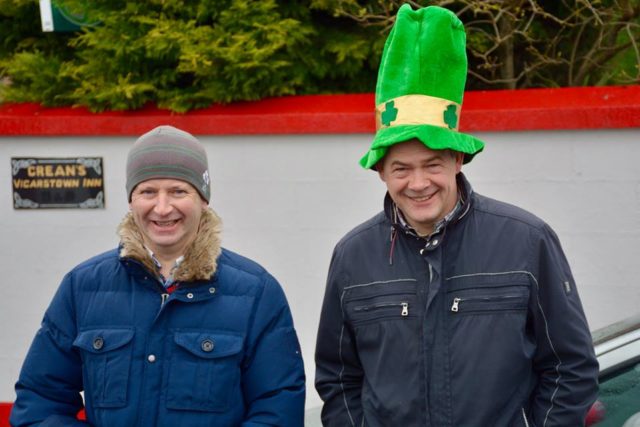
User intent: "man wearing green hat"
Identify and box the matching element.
[315,5,598,427]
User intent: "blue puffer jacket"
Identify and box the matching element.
[11,209,305,427]
[315,174,598,427]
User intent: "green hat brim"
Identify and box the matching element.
[359,124,485,169]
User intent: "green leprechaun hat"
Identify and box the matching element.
[359,4,485,169]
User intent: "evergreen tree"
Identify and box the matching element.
[0,0,380,111]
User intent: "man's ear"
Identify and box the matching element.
[454,151,464,173]
[201,198,209,211]
[376,164,387,182]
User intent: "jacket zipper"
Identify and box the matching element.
[160,293,170,308]
[450,295,522,312]
[521,407,530,427]
[354,302,409,316]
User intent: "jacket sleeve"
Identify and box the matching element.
[240,273,305,427]
[315,247,364,427]
[10,274,91,427]
[529,224,599,426]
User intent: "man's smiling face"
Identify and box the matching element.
[377,139,463,236]
[129,178,207,258]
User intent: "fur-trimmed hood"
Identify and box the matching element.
[117,208,222,282]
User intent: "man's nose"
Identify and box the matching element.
[408,170,430,191]
[153,192,173,215]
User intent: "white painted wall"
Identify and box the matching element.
[1,129,639,409]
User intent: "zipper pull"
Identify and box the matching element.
[401,302,409,316]
[451,297,461,312]
[161,293,169,308]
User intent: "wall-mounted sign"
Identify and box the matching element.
[38,0,99,32]
[12,157,105,209]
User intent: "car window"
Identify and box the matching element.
[594,361,640,426]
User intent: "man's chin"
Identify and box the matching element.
[147,236,181,249]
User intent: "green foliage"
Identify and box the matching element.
[0,0,380,111]
[0,1,72,62]
[0,0,638,111]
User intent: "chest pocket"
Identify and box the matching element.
[445,272,531,316]
[73,328,135,408]
[166,331,244,412]
[342,279,419,327]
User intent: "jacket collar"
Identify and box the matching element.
[117,208,222,282]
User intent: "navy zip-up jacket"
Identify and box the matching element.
[11,209,305,427]
[315,174,598,427]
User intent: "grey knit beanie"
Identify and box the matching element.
[126,125,210,202]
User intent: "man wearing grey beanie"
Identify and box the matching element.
[11,125,306,427]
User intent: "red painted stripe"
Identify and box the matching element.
[0,403,85,425]
[463,85,640,131]
[0,402,11,427]
[0,86,639,136]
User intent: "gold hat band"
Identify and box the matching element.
[375,94,461,131]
